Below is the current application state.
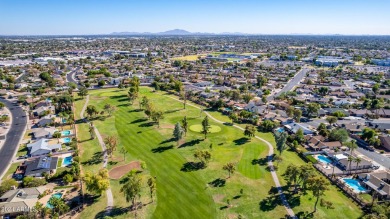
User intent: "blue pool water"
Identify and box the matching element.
[317,155,332,164]
[61,130,71,136]
[276,127,285,133]
[62,156,73,166]
[343,178,367,193]
[62,137,71,143]
[62,118,67,123]
[46,193,63,208]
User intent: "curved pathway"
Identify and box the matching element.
[165,95,296,218]
[79,95,114,215]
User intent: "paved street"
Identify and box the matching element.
[268,68,309,100]
[356,147,390,169]
[0,98,27,179]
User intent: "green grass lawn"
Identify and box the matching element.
[189,124,221,133]
[2,162,19,180]
[155,92,363,219]
[76,87,287,219]
[16,144,28,157]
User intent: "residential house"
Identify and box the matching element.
[0,187,46,217]
[21,156,58,177]
[31,127,57,139]
[284,123,315,135]
[36,115,56,127]
[358,171,390,200]
[27,138,61,156]
[333,153,372,171]
[305,135,342,151]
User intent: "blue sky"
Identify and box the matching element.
[0,0,389,35]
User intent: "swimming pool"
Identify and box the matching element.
[316,155,332,164]
[46,193,63,208]
[62,118,67,123]
[276,127,285,133]
[62,156,73,166]
[61,137,71,143]
[61,130,71,136]
[343,178,367,193]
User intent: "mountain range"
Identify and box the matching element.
[110,29,248,36]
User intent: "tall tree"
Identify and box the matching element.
[244,125,256,139]
[274,131,288,155]
[307,176,330,213]
[120,147,128,161]
[147,177,156,203]
[173,122,184,146]
[151,110,164,128]
[78,86,88,99]
[104,136,118,158]
[222,162,236,178]
[86,105,98,118]
[104,104,116,117]
[201,116,210,139]
[194,150,211,167]
[284,164,300,193]
[121,171,142,216]
[83,168,110,195]
[181,116,188,136]
[128,86,138,105]
[293,109,302,122]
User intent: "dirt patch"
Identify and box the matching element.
[109,161,141,179]
[160,124,174,129]
[213,194,225,203]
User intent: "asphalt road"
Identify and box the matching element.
[268,68,309,101]
[357,147,390,169]
[66,68,79,85]
[0,98,27,179]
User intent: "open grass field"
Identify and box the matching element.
[189,124,221,133]
[76,87,288,219]
[75,87,363,219]
[170,54,205,61]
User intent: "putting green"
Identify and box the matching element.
[189,124,221,133]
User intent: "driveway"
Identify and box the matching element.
[0,99,27,179]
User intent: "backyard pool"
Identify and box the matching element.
[316,155,332,164]
[46,193,63,208]
[62,156,73,166]
[61,137,71,143]
[343,178,367,193]
[62,118,67,123]
[276,127,285,133]
[61,130,71,136]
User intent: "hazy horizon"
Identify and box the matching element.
[1,0,389,35]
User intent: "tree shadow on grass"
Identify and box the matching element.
[108,161,118,166]
[117,103,130,107]
[179,139,203,148]
[151,145,174,153]
[208,178,226,187]
[252,157,268,166]
[129,109,143,113]
[233,137,250,145]
[296,211,315,219]
[139,122,155,127]
[180,162,205,172]
[223,122,233,126]
[81,151,103,166]
[110,94,128,99]
[117,98,130,102]
[160,138,175,145]
[131,118,148,124]
[165,109,182,114]
[259,186,301,212]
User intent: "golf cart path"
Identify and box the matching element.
[165,95,296,218]
[80,95,114,215]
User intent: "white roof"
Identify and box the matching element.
[334,154,348,160]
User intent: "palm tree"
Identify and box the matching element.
[346,140,358,156]
[347,156,354,175]
[355,157,362,172]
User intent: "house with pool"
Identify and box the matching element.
[305,135,342,151]
[0,186,46,218]
[27,138,61,157]
[333,153,373,171]
[17,156,58,177]
[358,171,390,200]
